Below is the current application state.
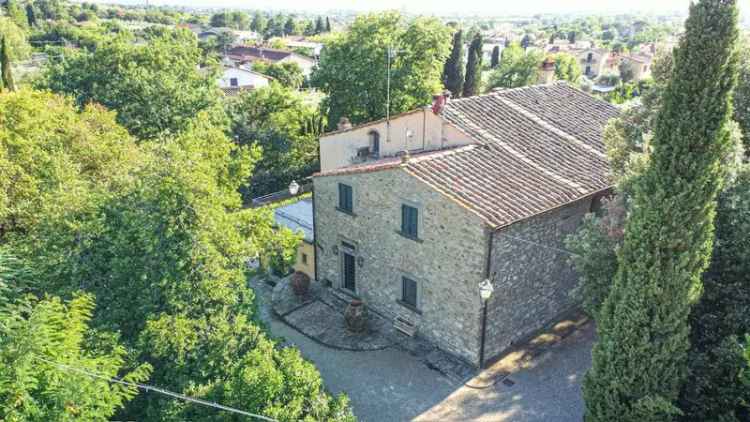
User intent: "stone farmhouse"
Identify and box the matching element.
[312,82,619,367]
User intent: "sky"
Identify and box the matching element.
[107,0,750,16]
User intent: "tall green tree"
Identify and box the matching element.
[583,1,740,420]
[1,37,16,92]
[25,3,36,27]
[39,30,223,140]
[311,11,450,128]
[251,61,304,89]
[227,82,323,199]
[3,0,26,29]
[0,17,31,62]
[250,12,267,33]
[314,16,324,34]
[442,29,464,97]
[733,36,750,151]
[677,166,750,421]
[0,89,354,422]
[325,16,331,32]
[284,17,295,36]
[487,42,543,90]
[490,45,500,68]
[552,52,582,83]
[462,32,482,97]
[0,292,152,421]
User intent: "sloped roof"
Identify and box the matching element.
[405,82,618,228]
[227,46,314,63]
[274,198,314,242]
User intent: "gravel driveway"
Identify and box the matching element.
[253,279,592,422]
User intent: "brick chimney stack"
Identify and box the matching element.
[431,90,451,114]
[538,57,556,84]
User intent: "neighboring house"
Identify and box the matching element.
[274,198,315,279]
[284,37,324,58]
[620,53,654,80]
[312,82,618,367]
[198,28,259,46]
[547,45,619,79]
[576,48,617,79]
[218,66,272,95]
[227,46,317,76]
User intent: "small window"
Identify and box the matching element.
[368,130,380,157]
[401,277,418,308]
[401,204,419,238]
[230,77,239,87]
[301,253,308,264]
[338,183,353,213]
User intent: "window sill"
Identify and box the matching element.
[336,207,356,217]
[396,300,422,315]
[396,230,422,243]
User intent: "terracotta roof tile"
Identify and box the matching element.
[315,82,619,228]
[406,82,619,228]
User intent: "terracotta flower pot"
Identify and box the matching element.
[344,300,368,333]
[290,271,310,297]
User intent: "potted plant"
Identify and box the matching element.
[290,271,310,297]
[344,300,368,333]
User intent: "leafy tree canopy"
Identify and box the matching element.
[252,61,305,89]
[227,82,323,199]
[38,29,224,140]
[311,11,451,128]
[0,89,353,421]
[487,42,543,90]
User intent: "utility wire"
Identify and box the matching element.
[32,355,278,422]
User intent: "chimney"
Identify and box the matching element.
[431,90,451,114]
[538,57,556,84]
[337,117,352,131]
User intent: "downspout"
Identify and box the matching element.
[422,107,427,150]
[312,181,318,282]
[312,140,321,282]
[479,228,494,368]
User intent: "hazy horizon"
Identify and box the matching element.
[89,0,750,17]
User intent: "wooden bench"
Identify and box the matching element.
[393,313,418,337]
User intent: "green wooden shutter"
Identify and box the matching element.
[401,205,418,237]
[402,277,417,307]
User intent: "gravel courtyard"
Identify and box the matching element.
[253,279,593,422]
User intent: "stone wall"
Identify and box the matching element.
[314,167,488,364]
[483,198,593,362]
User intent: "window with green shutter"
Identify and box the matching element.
[338,183,353,213]
[401,277,418,308]
[401,204,419,238]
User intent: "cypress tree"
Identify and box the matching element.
[283,17,295,36]
[325,17,331,32]
[677,166,750,420]
[462,32,482,97]
[314,16,324,34]
[442,29,465,97]
[1,37,15,92]
[490,45,500,68]
[582,0,740,420]
[25,3,36,27]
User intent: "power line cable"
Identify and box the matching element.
[31,355,278,422]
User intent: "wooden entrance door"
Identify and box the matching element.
[342,252,356,292]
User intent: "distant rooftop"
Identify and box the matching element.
[274,198,314,243]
